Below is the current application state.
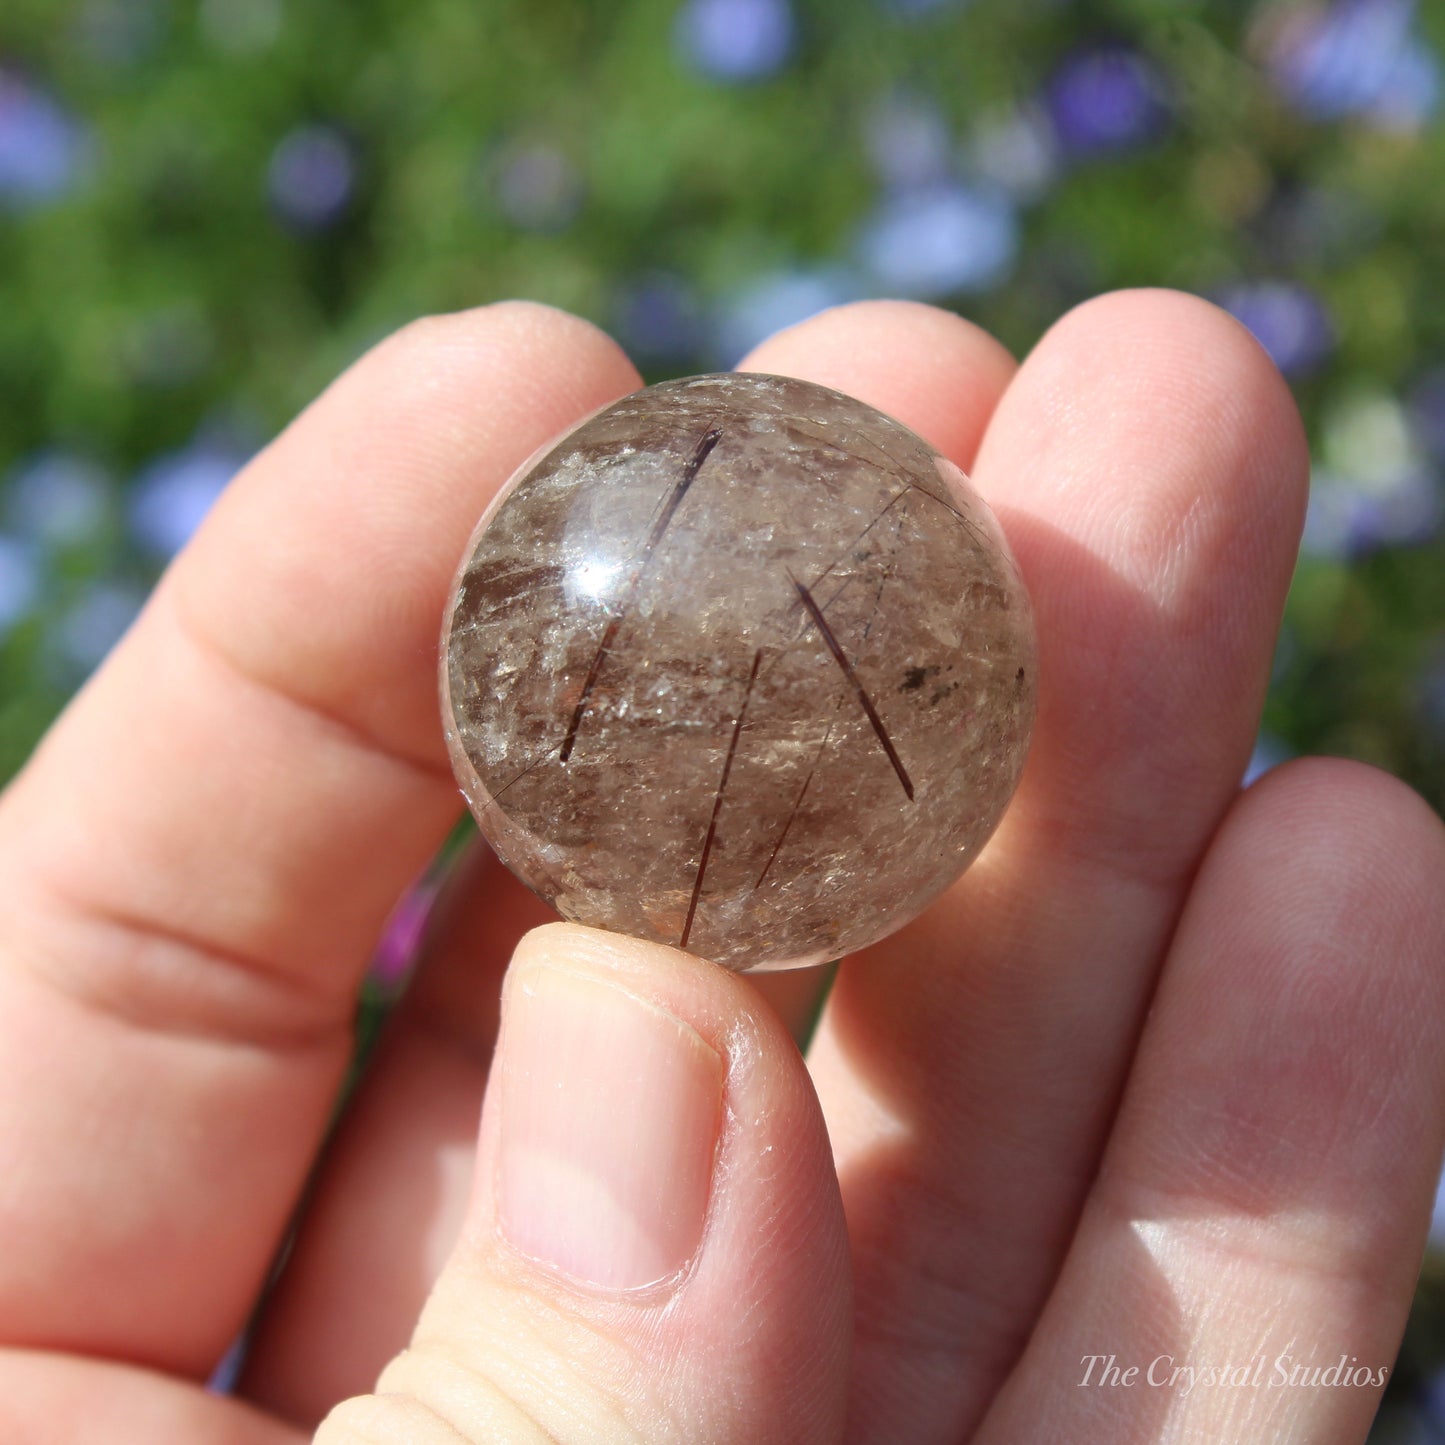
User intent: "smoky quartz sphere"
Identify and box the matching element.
[442,373,1036,972]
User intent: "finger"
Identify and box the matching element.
[977,760,1445,1443]
[0,1348,304,1445]
[317,923,852,1445]
[0,304,641,1376]
[241,845,553,1425]
[242,852,832,1428]
[238,299,1008,1422]
[748,289,1309,1440]
[738,297,1018,469]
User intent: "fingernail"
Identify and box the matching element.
[496,963,724,1292]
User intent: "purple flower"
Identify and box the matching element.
[6,451,112,548]
[863,91,954,190]
[130,440,247,558]
[0,68,88,209]
[0,533,42,637]
[1298,480,1355,558]
[968,104,1058,203]
[52,579,146,673]
[857,181,1017,297]
[877,0,964,16]
[491,140,583,232]
[1367,36,1441,129]
[267,124,356,232]
[1303,471,1442,557]
[1218,280,1334,378]
[1361,472,1440,546]
[1243,733,1292,787]
[370,882,440,988]
[1303,392,1442,557]
[713,265,863,366]
[674,0,795,83]
[1270,0,1440,130]
[1425,1365,1445,1435]
[1407,369,1445,463]
[206,1336,247,1396]
[1046,46,1169,158]
[613,273,704,366]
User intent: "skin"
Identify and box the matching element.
[0,294,1442,1444]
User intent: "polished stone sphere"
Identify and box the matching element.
[442,373,1035,971]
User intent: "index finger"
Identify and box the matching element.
[0,303,640,1376]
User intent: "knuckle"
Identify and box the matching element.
[315,1390,485,1445]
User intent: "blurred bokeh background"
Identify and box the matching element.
[1,0,1443,1434]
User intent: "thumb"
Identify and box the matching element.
[315,922,852,1445]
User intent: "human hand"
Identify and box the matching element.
[1,295,1442,1445]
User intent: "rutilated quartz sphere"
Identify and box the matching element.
[442,373,1036,971]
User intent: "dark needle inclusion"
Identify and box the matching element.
[442,373,1037,972]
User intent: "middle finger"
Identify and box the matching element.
[767,290,1310,1443]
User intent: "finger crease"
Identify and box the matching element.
[164,582,457,792]
[1092,1168,1390,1299]
[4,883,351,1056]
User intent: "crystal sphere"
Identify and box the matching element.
[442,373,1035,971]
